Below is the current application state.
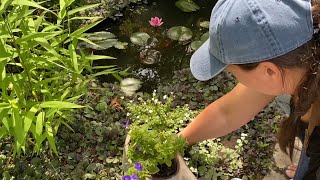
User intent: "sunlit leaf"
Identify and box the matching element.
[40,101,84,109]
[167,26,193,41]
[130,32,150,46]
[175,0,200,12]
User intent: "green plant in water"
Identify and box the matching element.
[0,0,122,157]
[125,93,196,179]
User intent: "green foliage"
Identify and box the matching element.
[188,135,247,179]
[175,0,200,12]
[167,26,193,42]
[0,0,121,156]
[125,94,195,178]
[157,68,237,110]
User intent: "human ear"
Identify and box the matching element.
[260,62,282,79]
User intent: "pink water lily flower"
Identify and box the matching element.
[149,17,164,27]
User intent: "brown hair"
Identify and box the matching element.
[237,2,320,159]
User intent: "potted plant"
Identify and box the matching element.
[122,92,197,180]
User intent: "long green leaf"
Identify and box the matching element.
[12,0,55,15]
[46,122,58,155]
[0,126,8,139]
[12,108,23,154]
[40,101,84,109]
[70,20,103,38]
[23,106,38,139]
[16,32,63,44]
[0,0,12,16]
[69,16,103,21]
[84,55,116,60]
[68,38,78,73]
[36,111,44,140]
[68,3,100,16]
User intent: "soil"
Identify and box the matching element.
[152,158,178,178]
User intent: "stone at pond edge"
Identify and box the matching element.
[130,32,151,46]
[167,26,193,42]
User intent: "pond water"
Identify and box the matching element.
[90,0,217,91]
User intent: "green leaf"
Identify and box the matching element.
[84,55,116,60]
[40,101,84,109]
[46,122,58,155]
[16,32,63,44]
[23,106,38,139]
[0,103,10,109]
[175,0,200,12]
[36,112,44,139]
[0,126,8,139]
[130,32,150,46]
[69,16,103,21]
[200,21,210,28]
[68,3,101,16]
[68,39,79,73]
[167,26,193,41]
[70,20,103,38]
[12,108,23,153]
[12,0,55,15]
[0,0,12,16]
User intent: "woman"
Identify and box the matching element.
[180,0,320,179]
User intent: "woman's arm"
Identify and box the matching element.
[180,83,275,145]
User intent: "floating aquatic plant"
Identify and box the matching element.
[175,0,200,12]
[130,32,151,46]
[191,31,209,50]
[167,26,193,42]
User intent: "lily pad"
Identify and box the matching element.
[200,21,210,28]
[86,31,116,41]
[190,41,203,51]
[167,26,193,42]
[190,31,209,51]
[79,31,127,50]
[130,32,150,46]
[175,0,200,12]
[200,31,209,42]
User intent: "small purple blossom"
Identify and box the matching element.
[123,120,130,129]
[134,162,143,171]
[122,174,138,180]
[131,174,138,180]
[122,175,131,180]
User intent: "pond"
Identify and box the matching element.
[87,0,217,91]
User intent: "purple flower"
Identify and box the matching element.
[134,162,143,171]
[131,174,138,180]
[123,120,130,129]
[122,175,131,180]
[122,174,138,180]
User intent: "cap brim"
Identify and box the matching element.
[190,39,227,81]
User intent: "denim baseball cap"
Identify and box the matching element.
[190,0,313,81]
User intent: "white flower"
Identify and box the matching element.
[154,99,158,104]
[120,96,125,99]
[138,97,143,101]
[179,120,184,123]
[170,92,174,95]
[149,110,153,113]
[241,133,248,137]
[129,100,133,103]
[163,95,167,99]
[126,113,130,116]
[236,139,242,144]
[136,115,140,119]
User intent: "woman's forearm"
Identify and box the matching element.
[180,83,274,145]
